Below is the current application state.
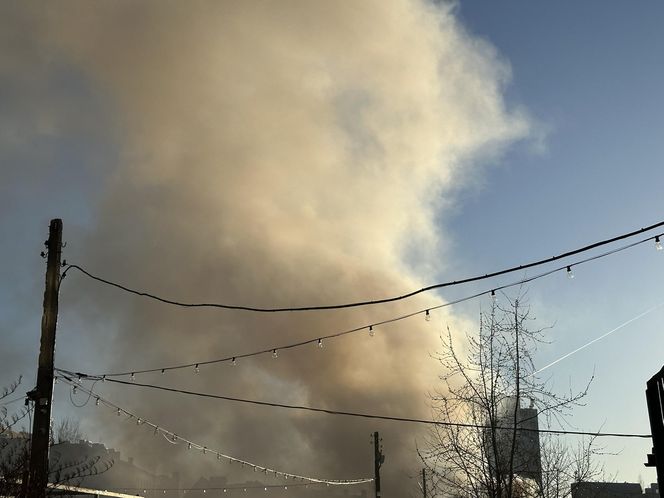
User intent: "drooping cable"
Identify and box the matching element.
[60,221,664,313]
[60,377,373,486]
[69,377,650,439]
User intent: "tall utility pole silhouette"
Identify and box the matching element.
[373,431,385,498]
[645,365,664,494]
[26,219,63,498]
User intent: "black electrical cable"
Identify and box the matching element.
[94,378,651,439]
[60,220,664,313]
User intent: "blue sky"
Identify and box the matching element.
[440,0,664,483]
[2,0,664,492]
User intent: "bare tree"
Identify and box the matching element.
[420,294,603,498]
[0,378,113,497]
[53,417,84,445]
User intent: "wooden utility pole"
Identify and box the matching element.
[373,432,384,498]
[421,468,427,498]
[26,219,62,498]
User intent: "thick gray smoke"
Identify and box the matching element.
[1,1,528,495]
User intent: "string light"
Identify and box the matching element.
[62,379,374,486]
[424,310,430,322]
[272,349,278,359]
[116,408,121,416]
[656,236,663,251]
[368,326,374,337]
[491,290,497,302]
[72,385,78,395]
[130,373,136,381]
[195,364,200,373]
[95,397,100,406]
[317,339,323,348]
[161,369,165,375]
[566,266,574,279]
[63,230,664,384]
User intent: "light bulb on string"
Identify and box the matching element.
[231,357,237,366]
[71,385,77,395]
[154,427,159,436]
[95,397,100,406]
[188,443,192,450]
[116,408,121,416]
[102,375,106,383]
[491,290,497,302]
[656,236,663,251]
[368,326,374,337]
[130,373,136,382]
[137,418,142,425]
[195,364,200,374]
[566,266,574,279]
[425,310,431,322]
[317,339,323,348]
[272,349,278,359]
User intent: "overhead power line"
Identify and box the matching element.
[72,377,650,440]
[60,377,373,487]
[60,221,664,313]
[57,231,663,380]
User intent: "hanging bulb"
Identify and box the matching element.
[194,364,200,373]
[368,326,375,337]
[217,453,221,460]
[72,385,77,395]
[130,373,136,381]
[154,427,159,436]
[171,434,177,442]
[116,408,121,416]
[202,447,206,454]
[137,418,142,425]
[566,266,574,279]
[223,490,226,493]
[95,397,100,406]
[284,486,287,490]
[272,349,278,359]
[491,290,497,302]
[161,369,165,375]
[317,338,323,348]
[425,310,431,322]
[188,443,192,450]
[656,236,663,251]
[231,357,237,366]
[102,375,106,383]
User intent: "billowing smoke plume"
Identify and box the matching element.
[2,1,528,495]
